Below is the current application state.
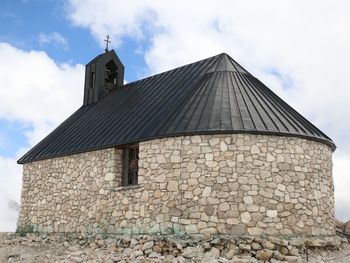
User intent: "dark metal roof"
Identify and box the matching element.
[18,53,335,164]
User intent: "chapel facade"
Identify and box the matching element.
[17,50,336,236]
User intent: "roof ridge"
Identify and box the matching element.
[123,53,244,88]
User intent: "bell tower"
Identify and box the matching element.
[83,49,124,105]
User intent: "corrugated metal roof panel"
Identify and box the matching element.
[18,53,335,164]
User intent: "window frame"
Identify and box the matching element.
[121,144,139,186]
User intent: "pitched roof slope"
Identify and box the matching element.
[18,53,335,164]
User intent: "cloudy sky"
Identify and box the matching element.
[0,0,349,231]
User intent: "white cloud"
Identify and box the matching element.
[66,0,156,47]
[0,43,84,231]
[0,156,22,231]
[38,32,69,50]
[0,43,84,144]
[334,153,350,222]
[65,0,350,220]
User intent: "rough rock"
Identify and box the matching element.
[262,240,275,250]
[142,240,154,251]
[278,246,289,255]
[239,243,251,252]
[256,249,273,261]
[210,247,221,256]
[305,239,326,247]
[284,255,302,262]
[182,247,196,258]
[0,233,349,263]
[344,220,350,235]
[273,250,285,260]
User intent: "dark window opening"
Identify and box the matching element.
[90,71,96,87]
[105,60,118,88]
[122,144,139,186]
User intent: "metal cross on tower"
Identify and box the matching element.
[104,34,111,52]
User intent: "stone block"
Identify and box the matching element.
[243,196,253,204]
[247,227,263,236]
[185,224,198,234]
[241,212,251,223]
[239,243,251,252]
[200,227,217,235]
[267,210,278,218]
[256,249,273,261]
[167,180,179,191]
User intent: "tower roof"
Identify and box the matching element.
[18,53,335,164]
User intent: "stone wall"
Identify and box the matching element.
[17,134,335,236]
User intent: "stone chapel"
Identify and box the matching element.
[17,50,336,236]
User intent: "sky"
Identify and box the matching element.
[0,0,349,231]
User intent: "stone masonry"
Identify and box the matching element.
[17,134,335,236]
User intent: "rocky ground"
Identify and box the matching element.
[0,233,349,263]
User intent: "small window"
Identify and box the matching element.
[90,71,96,87]
[122,144,139,186]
